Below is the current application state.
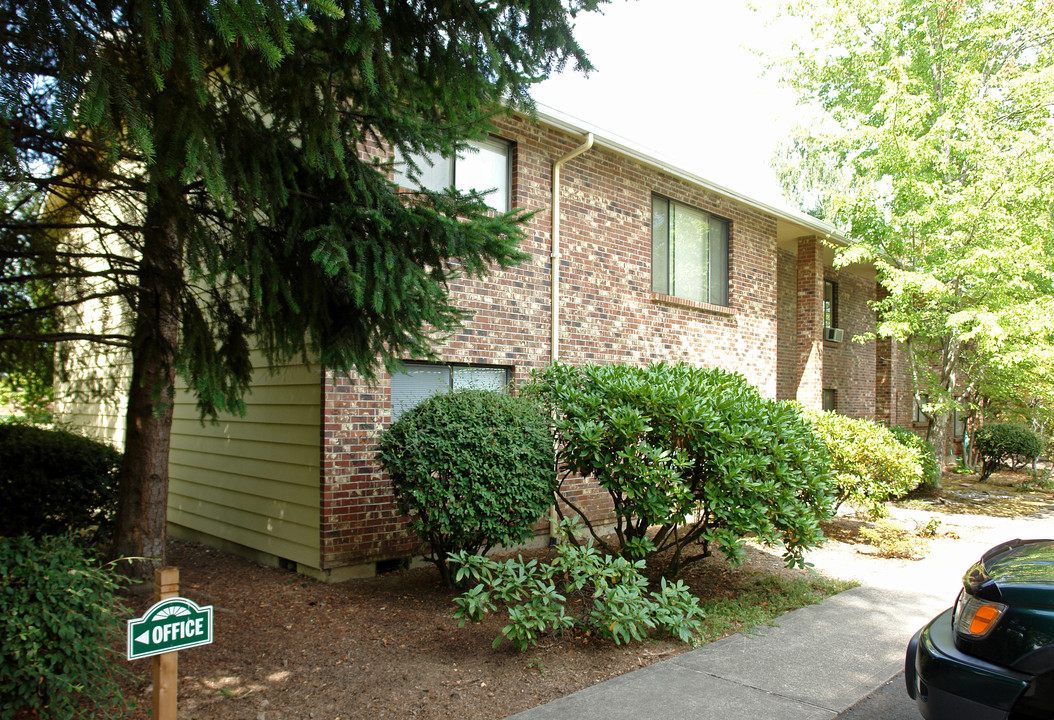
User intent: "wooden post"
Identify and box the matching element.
[153,567,179,720]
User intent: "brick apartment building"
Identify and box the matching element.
[58,107,915,580]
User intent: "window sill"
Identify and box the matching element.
[651,293,735,317]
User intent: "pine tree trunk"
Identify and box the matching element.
[113,198,183,580]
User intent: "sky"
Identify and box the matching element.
[531,0,808,209]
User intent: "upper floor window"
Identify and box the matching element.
[651,195,729,306]
[824,280,839,329]
[390,362,511,422]
[393,137,511,213]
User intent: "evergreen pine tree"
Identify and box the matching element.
[0,0,604,575]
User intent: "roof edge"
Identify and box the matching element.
[523,103,849,246]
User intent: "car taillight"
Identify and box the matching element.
[953,590,1008,639]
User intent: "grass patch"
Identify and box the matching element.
[860,518,928,559]
[696,572,856,645]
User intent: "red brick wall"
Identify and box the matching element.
[319,115,790,570]
[821,270,877,419]
[795,237,825,409]
[776,249,797,401]
[776,252,882,420]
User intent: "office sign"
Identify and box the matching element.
[127,597,214,660]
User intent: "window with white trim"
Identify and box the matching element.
[390,362,511,421]
[651,195,729,306]
[393,137,511,213]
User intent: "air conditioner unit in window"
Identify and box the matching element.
[825,327,844,342]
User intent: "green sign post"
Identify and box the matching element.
[127,597,214,661]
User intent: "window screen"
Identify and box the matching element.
[453,366,508,391]
[391,364,450,421]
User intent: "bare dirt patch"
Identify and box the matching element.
[118,541,835,720]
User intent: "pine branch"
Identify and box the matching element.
[0,332,131,347]
[2,118,144,164]
[0,288,129,320]
[0,220,144,234]
[0,269,137,285]
[0,249,140,267]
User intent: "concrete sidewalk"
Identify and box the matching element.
[508,509,1054,720]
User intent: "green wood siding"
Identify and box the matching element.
[169,360,322,569]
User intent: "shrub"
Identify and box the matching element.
[377,389,556,587]
[0,424,122,539]
[802,410,924,516]
[888,425,941,487]
[451,520,705,651]
[974,422,1044,481]
[0,534,131,719]
[527,362,833,576]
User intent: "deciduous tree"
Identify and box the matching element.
[772,0,1054,471]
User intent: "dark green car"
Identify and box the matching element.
[907,538,1054,719]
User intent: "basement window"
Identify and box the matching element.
[390,362,511,421]
[823,389,837,412]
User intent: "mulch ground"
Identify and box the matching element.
[114,467,1053,720]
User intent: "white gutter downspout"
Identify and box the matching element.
[549,132,593,545]
[551,132,593,363]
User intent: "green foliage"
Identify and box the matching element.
[2,0,606,567]
[974,422,1044,481]
[527,363,833,576]
[802,410,924,516]
[377,389,556,587]
[0,399,53,427]
[0,535,131,719]
[451,520,705,651]
[774,0,1054,461]
[3,0,608,414]
[0,194,56,420]
[0,352,53,424]
[919,517,942,538]
[888,425,941,487]
[1018,473,1054,493]
[0,425,121,540]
